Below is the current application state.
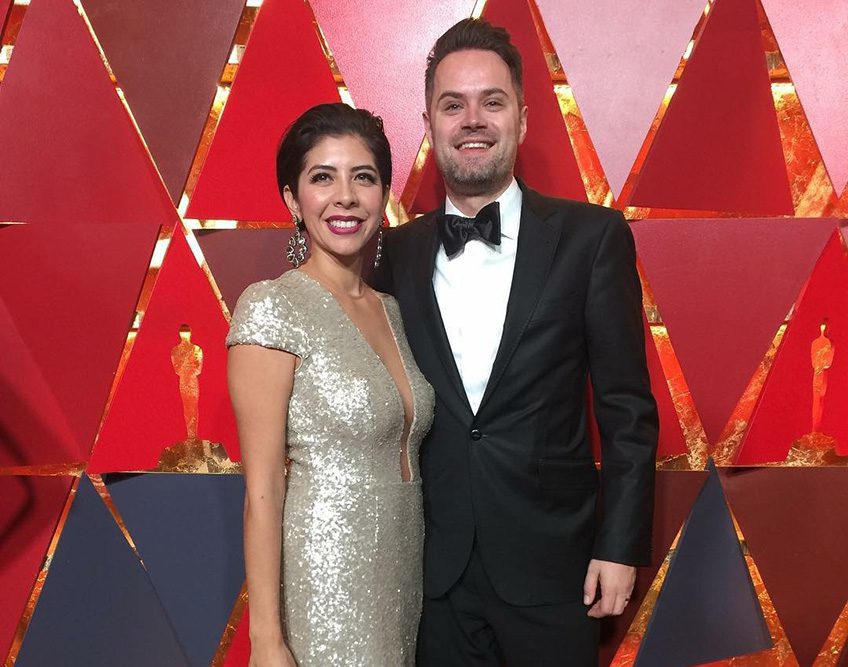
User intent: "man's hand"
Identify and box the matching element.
[583,559,636,618]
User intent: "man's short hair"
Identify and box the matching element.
[425,18,524,110]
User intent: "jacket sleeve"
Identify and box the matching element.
[585,211,658,566]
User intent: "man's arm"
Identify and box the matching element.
[583,210,659,615]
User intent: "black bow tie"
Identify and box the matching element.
[438,201,502,257]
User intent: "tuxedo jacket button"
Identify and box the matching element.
[470,429,482,441]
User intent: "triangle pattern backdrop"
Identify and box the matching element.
[105,473,246,667]
[407,0,587,215]
[761,0,848,195]
[738,227,848,463]
[0,475,73,660]
[80,0,245,202]
[633,461,772,667]
[0,0,177,225]
[186,0,340,222]
[14,477,190,667]
[535,0,707,199]
[310,0,474,198]
[0,223,161,465]
[631,217,837,446]
[89,228,239,473]
[627,0,793,215]
[722,467,848,666]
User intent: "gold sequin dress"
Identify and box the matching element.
[226,269,434,666]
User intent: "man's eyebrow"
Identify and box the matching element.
[437,91,464,103]
[482,87,508,97]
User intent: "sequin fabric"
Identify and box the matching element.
[226,269,434,666]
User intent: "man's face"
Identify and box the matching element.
[424,49,527,199]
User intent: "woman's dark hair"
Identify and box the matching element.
[425,18,523,109]
[276,103,392,199]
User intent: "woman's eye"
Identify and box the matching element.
[309,172,331,183]
[355,172,377,184]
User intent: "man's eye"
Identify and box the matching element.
[444,103,461,111]
[486,99,504,107]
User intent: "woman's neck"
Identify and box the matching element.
[300,250,365,299]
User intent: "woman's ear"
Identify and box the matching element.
[282,185,300,221]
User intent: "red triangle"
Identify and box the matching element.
[0,475,74,660]
[309,0,473,197]
[1,0,11,33]
[80,0,245,202]
[632,218,836,445]
[0,223,160,464]
[88,228,239,472]
[737,228,848,463]
[628,0,794,215]
[407,0,587,215]
[722,467,848,665]
[0,295,80,466]
[590,315,688,463]
[0,0,175,225]
[186,0,340,222]
[221,604,250,667]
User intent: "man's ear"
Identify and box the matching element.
[282,185,300,221]
[423,110,433,146]
[518,104,528,146]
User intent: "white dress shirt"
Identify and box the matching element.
[433,178,522,414]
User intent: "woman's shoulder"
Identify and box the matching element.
[235,270,313,312]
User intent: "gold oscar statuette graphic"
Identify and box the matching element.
[156,324,240,473]
[784,319,845,466]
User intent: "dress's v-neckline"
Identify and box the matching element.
[292,269,418,479]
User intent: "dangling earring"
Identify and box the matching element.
[373,227,384,270]
[287,216,308,268]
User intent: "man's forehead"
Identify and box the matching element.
[433,50,515,90]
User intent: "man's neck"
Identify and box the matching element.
[445,178,515,217]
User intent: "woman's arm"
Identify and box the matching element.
[228,344,299,665]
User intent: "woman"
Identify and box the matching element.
[226,103,434,666]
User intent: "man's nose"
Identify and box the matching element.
[461,104,487,129]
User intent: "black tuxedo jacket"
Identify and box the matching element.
[372,184,658,605]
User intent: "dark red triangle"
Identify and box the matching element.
[628,0,794,215]
[0,475,74,660]
[0,0,175,225]
[195,228,293,312]
[407,0,587,215]
[722,467,848,666]
[186,0,340,222]
[0,223,160,464]
[632,217,836,445]
[1,0,12,34]
[88,228,239,472]
[737,227,848,463]
[80,0,245,202]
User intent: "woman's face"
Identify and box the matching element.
[284,134,387,264]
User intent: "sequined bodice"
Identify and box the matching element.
[226,269,434,666]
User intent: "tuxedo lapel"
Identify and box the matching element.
[477,187,562,414]
[411,212,474,420]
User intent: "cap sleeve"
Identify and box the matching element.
[226,280,310,360]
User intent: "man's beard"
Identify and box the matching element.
[435,141,516,197]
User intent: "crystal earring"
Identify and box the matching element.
[287,216,308,268]
[373,228,384,270]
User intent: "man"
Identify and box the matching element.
[373,18,658,665]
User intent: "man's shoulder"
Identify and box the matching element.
[523,186,624,229]
[385,208,439,244]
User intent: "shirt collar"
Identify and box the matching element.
[444,178,522,240]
